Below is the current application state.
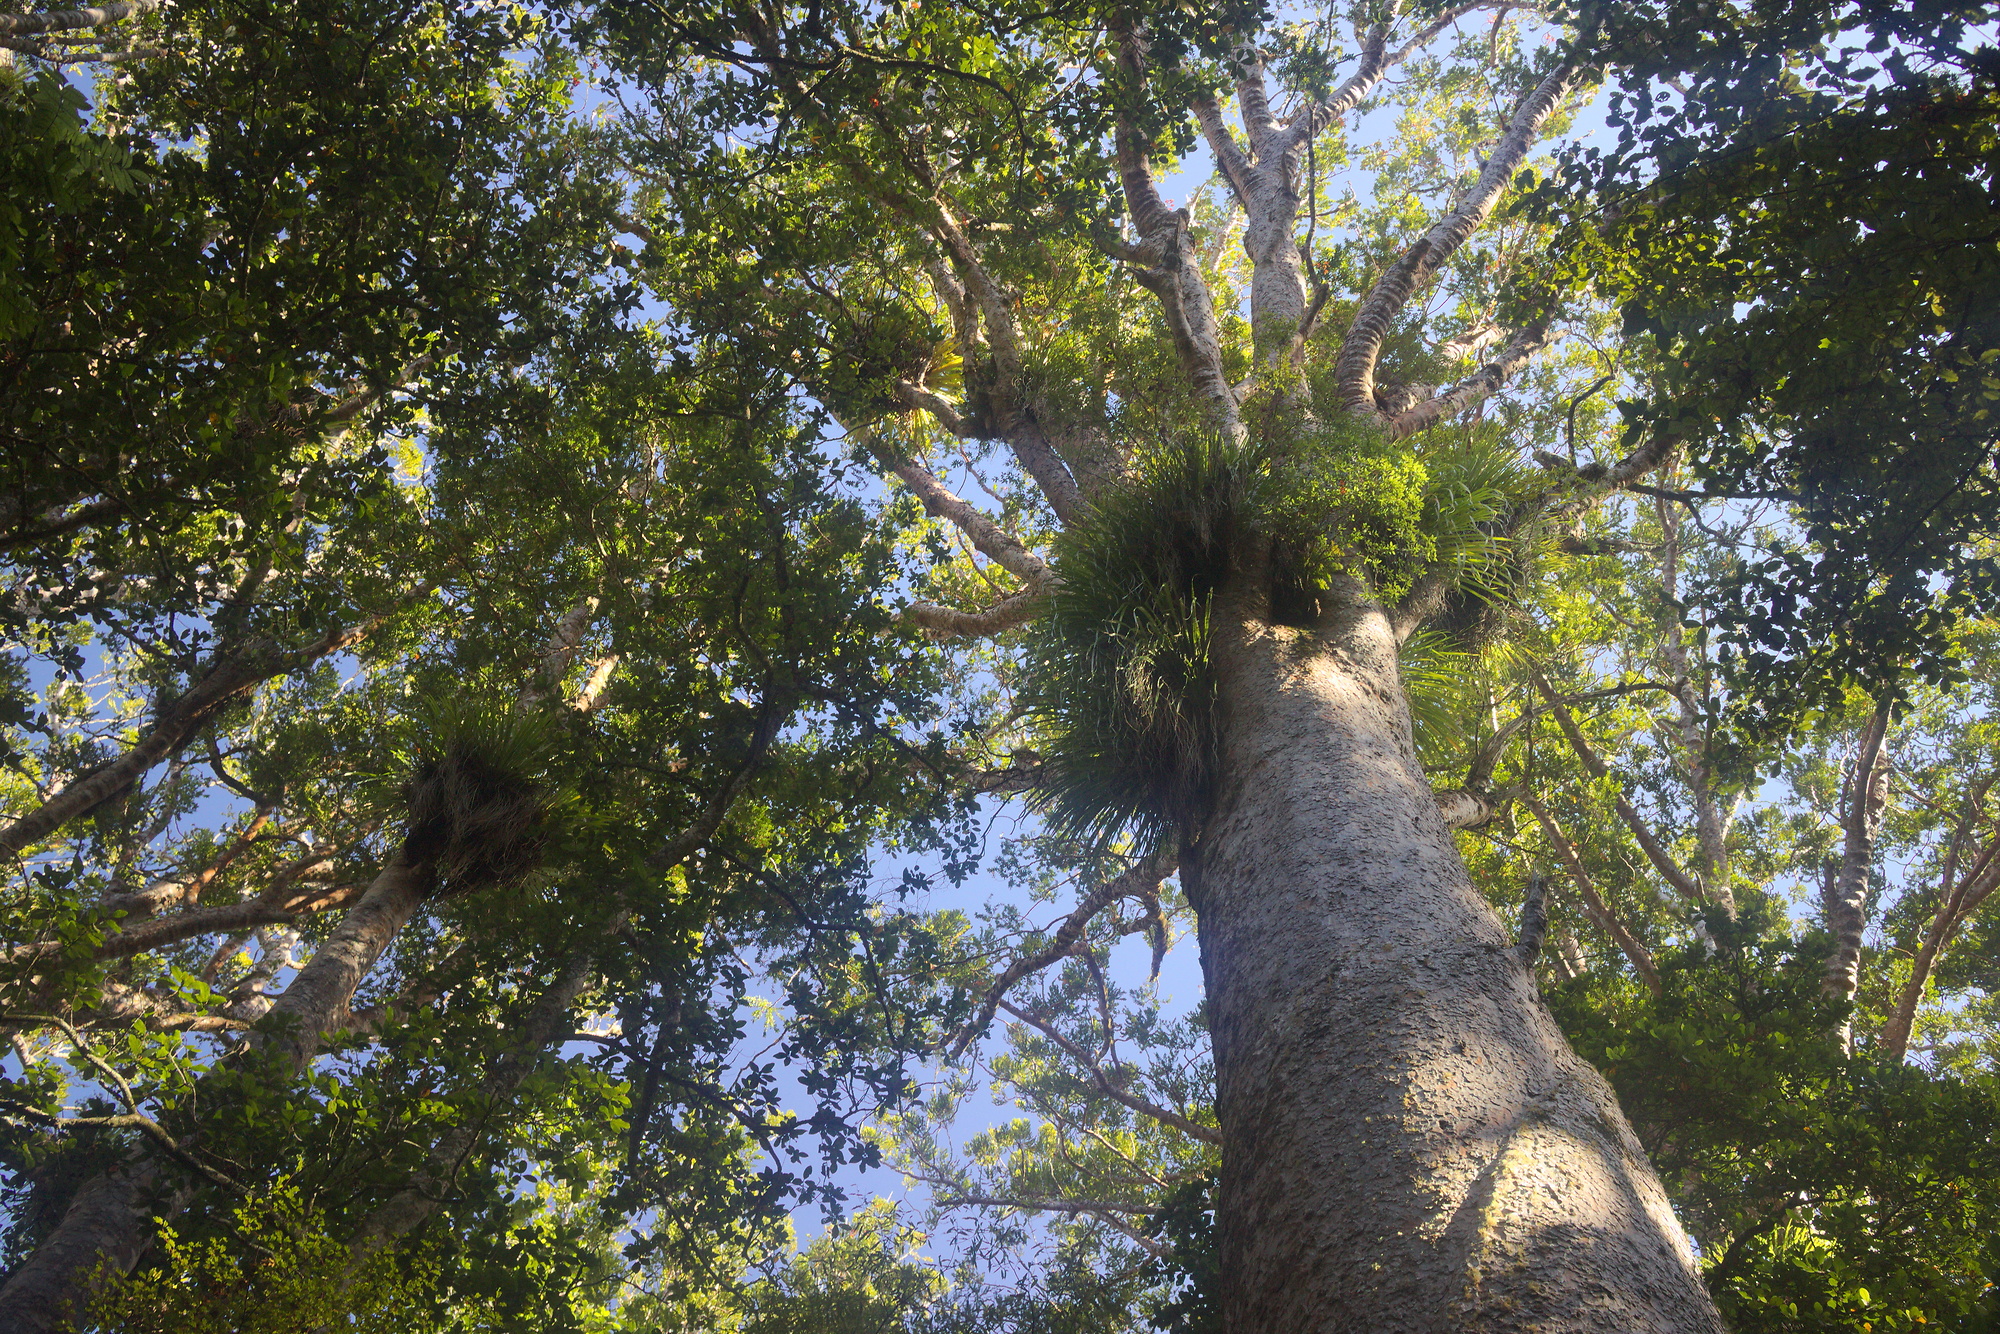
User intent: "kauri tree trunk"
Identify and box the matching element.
[1186,582,1723,1333]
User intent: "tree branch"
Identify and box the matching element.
[348,918,620,1261]
[1516,873,1549,967]
[1521,797,1661,993]
[1383,316,1552,439]
[1653,494,1736,918]
[951,852,1175,1057]
[904,589,1048,640]
[1824,701,1891,1051]
[0,0,163,37]
[0,601,412,860]
[1528,666,1706,907]
[996,998,1219,1145]
[872,440,1050,585]
[1434,784,1520,830]
[1113,26,1244,442]
[916,196,1086,521]
[934,1187,1171,1255]
[1884,806,2000,1061]
[1337,61,1579,417]
[1188,93,1252,204]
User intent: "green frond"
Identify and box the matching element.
[1414,433,1538,649]
[1416,434,1524,595]
[1400,630,1477,769]
[1022,430,1248,850]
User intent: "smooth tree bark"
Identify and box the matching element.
[0,1,162,36]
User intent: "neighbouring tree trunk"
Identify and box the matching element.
[0,856,430,1333]
[1823,703,1890,1053]
[1185,578,1722,1334]
[248,853,430,1076]
[0,1168,161,1334]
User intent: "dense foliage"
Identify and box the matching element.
[1540,0,2000,733]
[4,0,2000,1330]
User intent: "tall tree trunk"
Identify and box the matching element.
[1186,579,1722,1334]
[0,1168,161,1334]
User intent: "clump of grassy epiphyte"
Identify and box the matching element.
[397,697,569,898]
[1021,429,1250,849]
[1022,420,1525,847]
[1410,430,1534,650]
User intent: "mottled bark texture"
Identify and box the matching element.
[247,853,429,1075]
[0,0,161,37]
[1187,581,1721,1334]
[746,9,1722,1324]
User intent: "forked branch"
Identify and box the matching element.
[1337,61,1580,417]
[950,851,1176,1056]
[996,999,1219,1145]
[1529,666,1707,907]
[1522,797,1661,993]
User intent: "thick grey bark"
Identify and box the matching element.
[249,853,429,1075]
[1187,579,1721,1334]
